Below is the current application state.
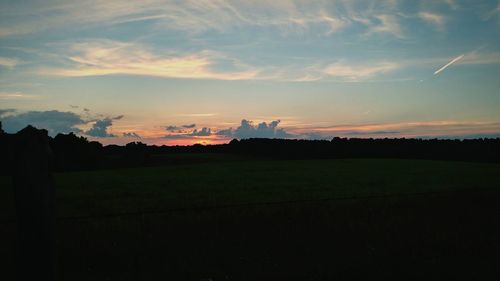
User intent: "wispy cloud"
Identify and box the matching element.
[296,120,500,139]
[0,0,350,38]
[444,0,460,10]
[0,92,38,100]
[30,38,500,82]
[0,57,20,68]
[323,61,400,80]
[1,0,434,40]
[366,14,404,38]
[459,51,500,65]
[253,57,406,82]
[482,2,500,23]
[418,12,445,30]
[434,54,464,75]
[37,40,258,80]
[287,60,401,82]
[179,113,218,117]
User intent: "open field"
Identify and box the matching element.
[1,158,500,280]
[2,158,500,220]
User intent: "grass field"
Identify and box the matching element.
[1,158,500,220]
[1,158,500,280]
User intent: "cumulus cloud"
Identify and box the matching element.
[216,128,233,137]
[0,110,85,135]
[217,119,293,139]
[85,115,124,138]
[85,118,117,137]
[162,119,293,140]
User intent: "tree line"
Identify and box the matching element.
[1,124,500,174]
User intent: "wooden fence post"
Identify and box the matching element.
[12,126,56,281]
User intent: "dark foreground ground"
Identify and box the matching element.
[1,158,500,280]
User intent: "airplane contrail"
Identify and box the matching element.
[434,54,465,75]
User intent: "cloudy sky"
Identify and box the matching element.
[1,0,500,145]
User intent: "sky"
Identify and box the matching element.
[1,0,500,145]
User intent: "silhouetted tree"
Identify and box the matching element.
[51,132,103,171]
[123,141,150,165]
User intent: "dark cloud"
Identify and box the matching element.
[218,119,293,139]
[163,127,212,139]
[85,118,116,137]
[183,124,196,128]
[1,108,124,137]
[166,124,197,131]
[69,105,79,109]
[1,110,85,135]
[81,112,123,138]
[190,127,211,136]
[0,108,16,117]
[166,125,180,131]
[216,128,233,136]
[123,132,141,138]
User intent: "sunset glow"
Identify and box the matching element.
[1,0,500,144]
